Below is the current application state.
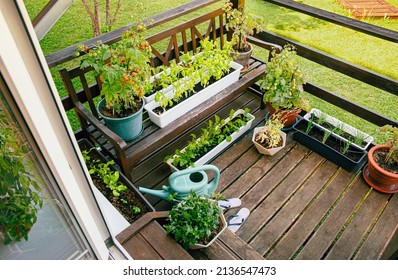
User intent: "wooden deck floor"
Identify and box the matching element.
[337,0,398,19]
[129,89,398,260]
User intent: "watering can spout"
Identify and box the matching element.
[138,186,170,201]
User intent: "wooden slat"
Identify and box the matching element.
[195,238,239,260]
[248,158,339,255]
[354,194,398,259]
[122,234,163,260]
[140,221,193,260]
[220,140,296,199]
[325,186,390,259]
[295,176,370,259]
[234,144,315,241]
[218,229,265,260]
[266,168,356,259]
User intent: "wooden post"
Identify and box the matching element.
[230,0,245,10]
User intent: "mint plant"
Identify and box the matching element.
[164,191,221,249]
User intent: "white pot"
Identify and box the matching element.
[188,213,227,250]
[143,68,173,104]
[166,109,255,171]
[252,127,286,156]
[144,61,243,128]
[303,108,373,151]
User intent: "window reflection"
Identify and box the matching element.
[0,79,94,260]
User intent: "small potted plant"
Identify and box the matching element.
[252,113,286,156]
[0,113,43,245]
[258,44,310,128]
[223,1,264,71]
[164,191,227,249]
[363,125,398,193]
[76,7,152,141]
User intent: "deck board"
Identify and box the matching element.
[267,168,357,259]
[130,89,398,260]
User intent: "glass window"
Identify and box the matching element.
[0,77,95,260]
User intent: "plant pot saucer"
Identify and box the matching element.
[265,112,298,132]
[362,164,398,194]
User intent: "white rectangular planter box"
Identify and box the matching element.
[144,68,173,104]
[304,108,373,150]
[144,61,243,128]
[166,109,255,171]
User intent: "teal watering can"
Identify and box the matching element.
[138,165,220,202]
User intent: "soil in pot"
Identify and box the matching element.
[100,99,143,119]
[295,119,364,162]
[254,133,283,149]
[371,148,398,175]
[82,145,153,224]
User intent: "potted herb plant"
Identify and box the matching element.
[164,191,227,249]
[252,113,286,156]
[76,13,152,141]
[258,44,310,128]
[363,125,398,193]
[0,113,43,245]
[223,1,264,71]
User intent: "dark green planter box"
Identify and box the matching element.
[292,118,368,173]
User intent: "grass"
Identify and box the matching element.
[23,0,398,142]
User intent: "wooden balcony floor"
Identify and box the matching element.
[129,89,398,260]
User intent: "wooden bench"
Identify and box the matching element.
[59,4,278,180]
[116,211,264,260]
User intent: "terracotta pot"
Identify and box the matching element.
[363,145,398,194]
[232,43,253,72]
[269,105,301,128]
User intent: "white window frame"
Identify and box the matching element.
[0,0,112,259]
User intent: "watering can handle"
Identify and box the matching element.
[169,164,220,194]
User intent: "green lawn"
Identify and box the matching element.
[23,0,398,142]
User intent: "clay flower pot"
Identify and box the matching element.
[269,105,301,128]
[363,145,398,194]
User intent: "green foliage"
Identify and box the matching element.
[0,114,43,245]
[82,149,127,197]
[259,44,310,112]
[378,125,398,164]
[165,108,252,169]
[255,113,285,148]
[223,1,264,51]
[164,191,221,249]
[154,38,233,111]
[76,14,152,117]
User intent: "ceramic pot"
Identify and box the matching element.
[97,98,144,142]
[363,145,398,194]
[252,127,286,156]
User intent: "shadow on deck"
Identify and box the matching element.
[130,88,398,260]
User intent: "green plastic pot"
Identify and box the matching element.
[97,98,144,142]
